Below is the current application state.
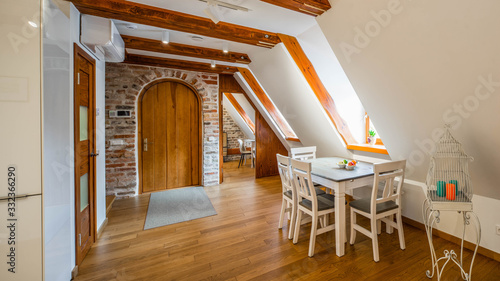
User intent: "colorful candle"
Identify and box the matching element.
[446,183,456,200]
[449,180,458,194]
[436,181,446,197]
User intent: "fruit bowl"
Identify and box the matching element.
[346,160,357,170]
[337,160,347,169]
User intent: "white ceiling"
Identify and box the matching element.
[128,0,316,35]
[114,0,318,65]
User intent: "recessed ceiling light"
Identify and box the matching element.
[162,31,169,44]
[28,21,38,28]
[191,35,204,41]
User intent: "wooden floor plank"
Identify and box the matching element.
[75,161,500,281]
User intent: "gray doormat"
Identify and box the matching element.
[144,186,217,230]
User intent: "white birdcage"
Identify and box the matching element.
[425,125,474,211]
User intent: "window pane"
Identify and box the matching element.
[80,173,89,212]
[80,106,88,141]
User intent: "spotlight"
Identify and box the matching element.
[162,31,169,44]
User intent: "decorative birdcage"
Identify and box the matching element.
[425,125,474,211]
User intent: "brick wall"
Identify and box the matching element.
[105,63,219,197]
[223,106,247,161]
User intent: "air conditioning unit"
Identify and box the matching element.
[80,15,125,62]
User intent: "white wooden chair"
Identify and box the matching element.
[291,158,336,257]
[290,146,317,161]
[290,146,328,195]
[349,160,406,262]
[277,154,297,240]
[237,139,251,168]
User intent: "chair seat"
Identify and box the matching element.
[299,194,335,211]
[319,193,348,205]
[315,187,326,195]
[349,198,398,214]
[241,151,251,155]
[284,187,324,199]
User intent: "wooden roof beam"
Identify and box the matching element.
[122,35,251,64]
[237,67,300,142]
[224,93,255,134]
[123,53,238,74]
[277,34,358,145]
[68,0,280,47]
[259,0,331,16]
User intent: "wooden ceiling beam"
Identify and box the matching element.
[224,93,255,134]
[122,35,251,64]
[277,33,357,145]
[259,0,331,16]
[68,0,280,47]
[237,67,300,142]
[123,53,238,74]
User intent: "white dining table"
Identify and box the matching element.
[307,157,375,257]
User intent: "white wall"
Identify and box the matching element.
[248,46,353,158]
[41,3,107,280]
[317,0,500,253]
[42,1,73,280]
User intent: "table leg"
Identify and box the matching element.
[335,182,346,257]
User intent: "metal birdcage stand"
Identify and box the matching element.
[422,125,481,281]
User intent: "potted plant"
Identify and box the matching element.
[367,130,376,145]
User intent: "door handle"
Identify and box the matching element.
[144,138,153,151]
[0,193,42,201]
[90,151,99,157]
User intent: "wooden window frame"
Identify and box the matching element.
[365,113,384,146]
[278,34,388,155]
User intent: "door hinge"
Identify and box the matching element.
[78,234,82,246]
[77,72,80,85]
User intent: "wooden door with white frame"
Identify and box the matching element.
[73,43,97,266]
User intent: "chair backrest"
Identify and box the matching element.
[371,160,406,213]
[237,139,246,153]
[290,146,317,161]
[291,158,317,207]
[276,154,293,195]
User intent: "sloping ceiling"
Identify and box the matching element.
[248,44,353,158]
[317,0,500,199]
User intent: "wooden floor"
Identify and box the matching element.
[76,161,500,281]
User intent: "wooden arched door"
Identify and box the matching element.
[139,80,201,193]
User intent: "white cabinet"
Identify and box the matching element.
[0,0,43,280]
